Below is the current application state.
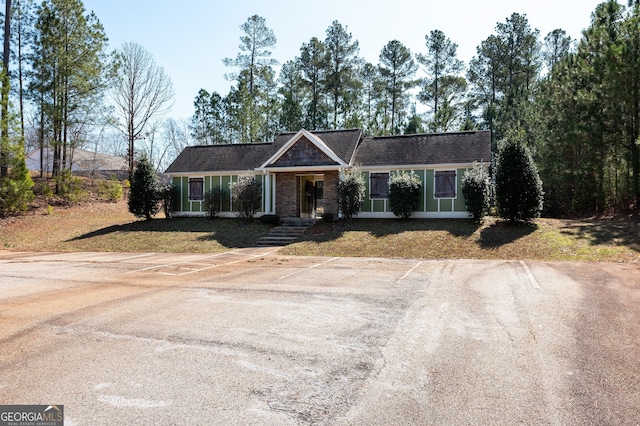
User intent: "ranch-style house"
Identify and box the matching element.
[165,128,491,219]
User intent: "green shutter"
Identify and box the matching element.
[425,170,437,212]
[362,171,372,212]
[454,168,467,211]
[221,176,231,212]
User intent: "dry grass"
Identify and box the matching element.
[0,200,271,253]
[280,216,640,264]
[1,199,639,264]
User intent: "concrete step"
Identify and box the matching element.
[269,226,307,235]
[255,220,316,247]
[255,237,298,246]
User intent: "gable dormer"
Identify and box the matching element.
[259,129,348,170]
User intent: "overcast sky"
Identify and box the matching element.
[82,0,606,121]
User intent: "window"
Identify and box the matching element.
[189,177,204,201]
[370,172,389,199]
[434,171,456,198]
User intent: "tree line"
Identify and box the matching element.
[0,0,175,200]
[195,2,640,215]
[1,0,639,216]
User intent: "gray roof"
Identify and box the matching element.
[353,130,492,167]
[165,129,491,173]
[165,142,279,173]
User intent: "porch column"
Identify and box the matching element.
[263,171,271,214]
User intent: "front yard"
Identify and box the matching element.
[1,199,638,264]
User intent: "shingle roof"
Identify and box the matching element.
[165,129,363,173]
[164,142,281,173]
[164,129,491,173]
[353,130,491,167]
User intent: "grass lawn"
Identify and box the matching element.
[280,217,640,263]
[1,199,639,264]
[0,201,272,253]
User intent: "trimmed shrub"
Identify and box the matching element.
[388,170,422,219]
[337,166,365,221]
[231,173,262,219]
[203,187,226,218]
[495,132,544,224]
[159,184,178,218]
[462,163,491,222]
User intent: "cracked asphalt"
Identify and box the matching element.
[0,249,639,425]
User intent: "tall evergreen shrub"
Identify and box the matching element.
[128,154,161,220]
[495,133,544,224]
[462,163,491,222]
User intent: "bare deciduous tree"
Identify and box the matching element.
[111,42,174,180]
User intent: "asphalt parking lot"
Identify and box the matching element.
[1,249,639,425]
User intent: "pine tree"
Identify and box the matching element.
[30,0,109,179]
[128,154,161,220]
[378,40,417,134]
[0,137,34,216]
[417,30,466,132]
[223,15,278,141]
[324,21,361,128]
[298,37,328,130]
[468,14,541,146]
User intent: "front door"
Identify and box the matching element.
[299,174,324,218]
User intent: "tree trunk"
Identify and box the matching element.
[1,0,11,178]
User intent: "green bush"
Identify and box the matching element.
[0,144,34,216]
[388,170,422,219]
[231,173,262,219]
[33,180,54,198]
[128,154,161,220]
[203,187,226,218]
[97,178,123,202]
[462,163,491,222]
[0,175,34,215]
[495,132,544,224]
[337,166,365,221]
[159,184,178,218]
[54,170,87,204]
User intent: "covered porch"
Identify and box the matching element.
[267,170,339,219]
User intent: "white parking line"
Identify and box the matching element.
[520,261,540,289]
[397,261,423,283]
[127,251,272,276]
[278,257,339,280]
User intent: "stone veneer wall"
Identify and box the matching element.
[275,172,298,217]
[322,171,339,217]
[274,170,340,218]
